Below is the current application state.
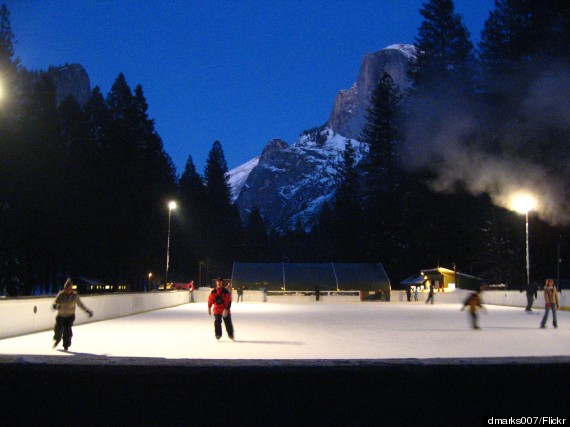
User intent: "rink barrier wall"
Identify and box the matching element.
[0,291,189,340]
[394,288,569,309]
[1,289,567,339]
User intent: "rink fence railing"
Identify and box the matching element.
[0,289,567,339]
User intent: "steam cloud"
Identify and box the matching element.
[402,62,570,226]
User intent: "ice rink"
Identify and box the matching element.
[1,300,569,362]
[2,300,569,426]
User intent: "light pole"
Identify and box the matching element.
[512,194,536,287]
[165,200,177,290]
[524,209,530,287]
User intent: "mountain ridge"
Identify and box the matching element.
[230,44,415,231]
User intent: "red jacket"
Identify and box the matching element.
[208,287,232,315]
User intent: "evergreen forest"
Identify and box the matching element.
[1,1,569,295]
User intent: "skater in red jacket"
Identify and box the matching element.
[208,278,234,340]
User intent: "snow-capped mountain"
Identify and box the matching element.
[228,44,415,231]
[228,156,260,202]
[233,131,366,231]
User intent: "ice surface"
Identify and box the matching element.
[0,302,568,361]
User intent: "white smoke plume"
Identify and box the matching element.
[402,62,570,226]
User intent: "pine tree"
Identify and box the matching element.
[0,3,20,288]
[310,201,336,261]
[362,72,403,199]
[479,0,570,77]
[93,74,177,287]
[0,3,19,104]
[204,140,232,210]
[174,155,207,279]
[332,139,365,261]
[361,73,404,264]
[13,72,64,288]
[411,0,475,94]
[57,95,92,274]
[244,206,269,262]
[203,141,243,274]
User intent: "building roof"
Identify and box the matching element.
[400,267,484,290]
[420,267,484,282]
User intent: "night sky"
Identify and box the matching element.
[8,0,494,175]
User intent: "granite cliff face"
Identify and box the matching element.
[231,45,415,231]
[234,133,365,231]
[47,63,91,107]
[327,44,415,139]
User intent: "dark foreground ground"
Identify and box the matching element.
[0,356,569,426]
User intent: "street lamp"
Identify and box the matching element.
[165,200,177,290]
[511,193,537,287]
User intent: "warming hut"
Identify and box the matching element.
[401,267,484,291]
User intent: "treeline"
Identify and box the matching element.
[1,1,570,294]
[282,0,570,286]
[0,4,245,293]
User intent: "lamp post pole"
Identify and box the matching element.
[525,210,530,287]
[557,235,561,292]
[165,201,177,290]
[512,193,536,289]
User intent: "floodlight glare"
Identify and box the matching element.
[510,193,537,214]
[508,192,537,287]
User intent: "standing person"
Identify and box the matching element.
[413,286,418,301]
[540,279,559,329]
[314,286,320,301]
[208,277,234,340]
[406,286,411,302]
[425,281,434,304]
[525,281,538,312]
[189,280,195,303]
[52,278,93,351]
[236,285,244,302]
[460,289,486,329]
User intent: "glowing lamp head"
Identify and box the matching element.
[168,201,177,211]
[510,193,537,214]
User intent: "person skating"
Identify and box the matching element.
[524,281,538,312]
[52,278,93,350]
[540,279,559,329]
[460,289,486,329]
[208,277,234,340]
[425,281,434,304]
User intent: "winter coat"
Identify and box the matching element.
[463,292,482,314]
[53,290,91,317]
[208,287,232,315]
[544,286,559,308]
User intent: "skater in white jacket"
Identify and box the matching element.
[52,278,93,350]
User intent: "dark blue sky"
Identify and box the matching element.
[9,0,494,175]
